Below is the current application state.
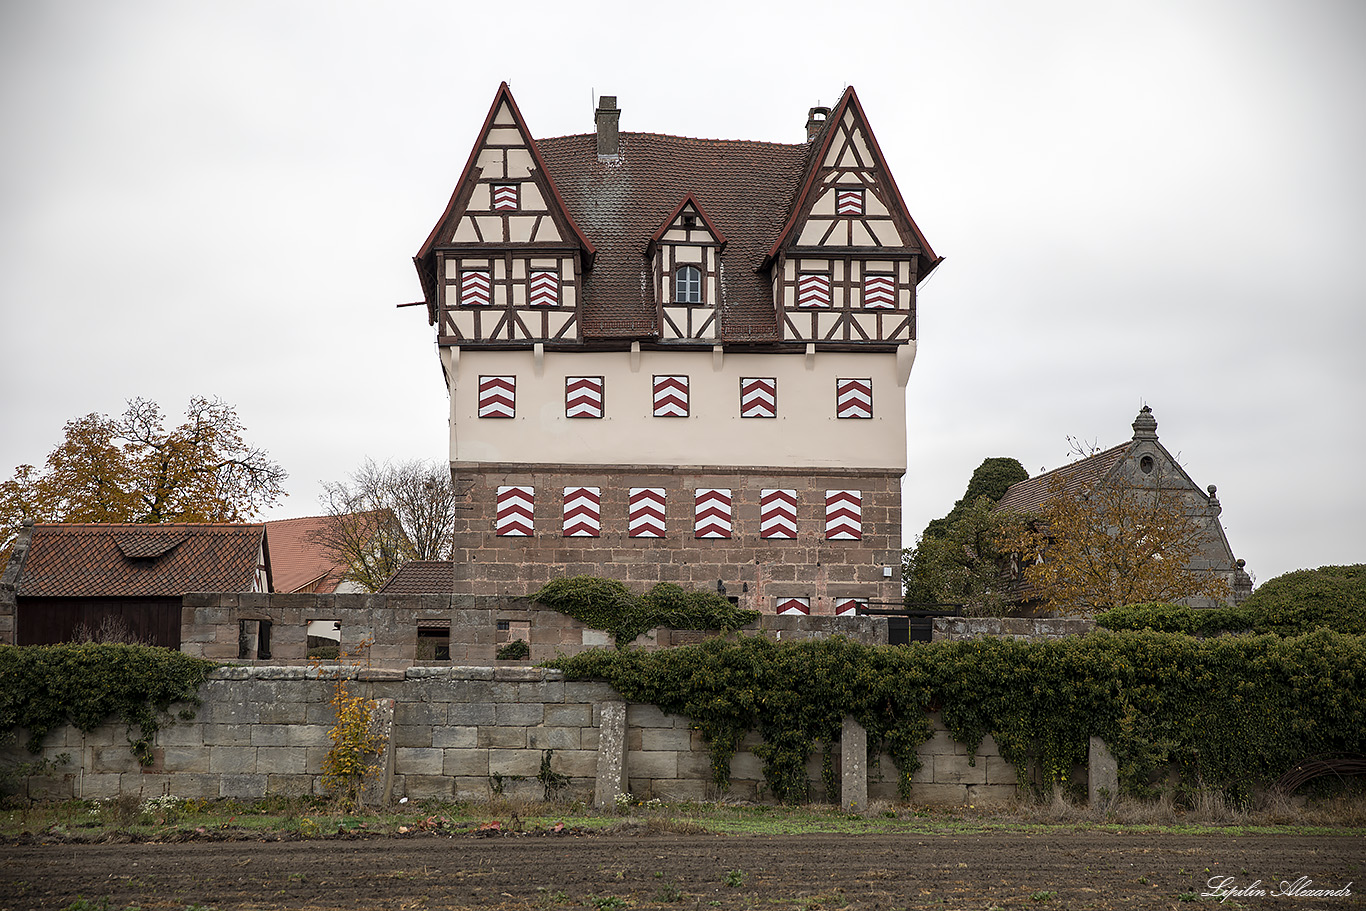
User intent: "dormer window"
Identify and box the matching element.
[675,265,702,303]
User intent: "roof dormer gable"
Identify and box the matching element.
[769,87,939,276]
[646,194,727,257]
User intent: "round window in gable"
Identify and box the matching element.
[1140,455,1155,474]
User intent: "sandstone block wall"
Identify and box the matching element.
[933,616,1095,642]
[3,667,1021,807]
[451,462,904,610]
[181,593,887,666]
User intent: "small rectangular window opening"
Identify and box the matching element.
[416,623,451,662]
[237,619,273,660]
[307,619,341,661]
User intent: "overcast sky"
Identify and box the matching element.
[2,0,1362,585]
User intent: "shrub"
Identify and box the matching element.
[496,639,530,661]
[1239,564,1366,636]
[532,576,758,647]
[1097,565,1366,637]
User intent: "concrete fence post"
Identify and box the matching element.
[1088,736,1118,807]
[362,697,396,807]
[841,717,867,813]
[594,701,627,808]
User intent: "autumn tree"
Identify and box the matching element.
[2,397,286,555]
[998,465,1231,615]
[311,459,462,592]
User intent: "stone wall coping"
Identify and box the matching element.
[206,665,569,682]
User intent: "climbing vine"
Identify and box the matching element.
[532,577,759,647]
[551,629,1366,802]
[0,643,216,764]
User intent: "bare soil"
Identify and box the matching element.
[2,829,1362,910]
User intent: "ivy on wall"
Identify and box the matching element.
[0,643,217,764]
[551,629,1366,802]
[532,577,759,647]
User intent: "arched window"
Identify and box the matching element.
[674,265,702,303]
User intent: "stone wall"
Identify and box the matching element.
[933,616,1095,642]
[450,462,905,611]
[2,666,1026,807]
[182,593,888,665]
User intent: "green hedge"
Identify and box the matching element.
[0,643,217,763]
[532,577,759,647]
[1098,564,1366,636]
[551,629,1366,802]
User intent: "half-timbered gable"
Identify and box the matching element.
[768,89,939,346]
[411,84,939,616]
[415,83,595,346]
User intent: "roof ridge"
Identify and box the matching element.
[538,131,805,150]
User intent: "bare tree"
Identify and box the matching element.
[312,459,460,592]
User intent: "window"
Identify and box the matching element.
[653,375,689,417]
[460,269,492,306]
[565,376,604,418]
[863,274,896,309]
[797,273,832,308]
[675,265,702,303]
[416,622,450,661]
[306,619,341,660]
[836,187,864,216]
[529,270,559,306]
[491,184,519,211]
[740,378,777,418]
[478,375,516,418]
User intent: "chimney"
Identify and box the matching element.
[805,106,830,142]
[596,95,620,160]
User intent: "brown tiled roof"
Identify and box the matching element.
[537,132,813,341]
[17,523,267,598]
[264,515,349,594]
[993,444,1130,515]
[378,560,455,594]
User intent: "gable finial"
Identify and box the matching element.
[1132,405,1158,440]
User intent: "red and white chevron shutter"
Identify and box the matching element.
[529,270,559,307]
[863,275,895,309]
[653,375,689,417]
[796,273,832,308]
[694,488,732,539]
[565,376,604,418]
[835,597,866,616]
[776,596,810,616]
[760,488,798,539]
[835,378,872,419]
[836,188,864,216]
[825,489,863,540]
[478,376,516,418]
[739,377,777,418]
[495,486,534,536]
[491,184,518,211]
[628,487,666,538]
[460,270,491,306]
[562,487,601,537]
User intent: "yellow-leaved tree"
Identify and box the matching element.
[1,397,286,559]
[999,469,1231,615]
